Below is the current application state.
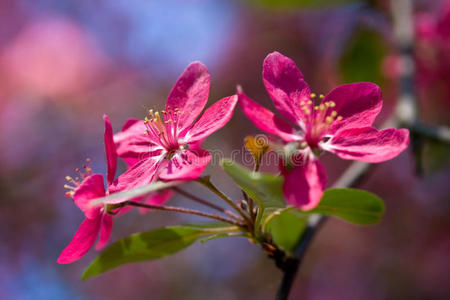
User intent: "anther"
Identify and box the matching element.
[310,93,316,98]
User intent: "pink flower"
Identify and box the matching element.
[57,115,117,264]
[239,52,409,210]
[113,62,238,190]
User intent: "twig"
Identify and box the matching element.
[172,186,242,221]
[122,201,246,227]
[196,178,254,227]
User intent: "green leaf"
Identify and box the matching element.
[82,225,237,279]
[264,208,308,253]
[309,188,385,225]
[90,180,182,206]
[221,159,285,211]
[199,233,247,244]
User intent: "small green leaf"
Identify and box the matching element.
[82,225,237,279]
[264,208,307,253]
[221,159,285,210]
[309,188,385,225]
[90,180,182,206]
[199,233,247,244]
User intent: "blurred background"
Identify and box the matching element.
[0,0,449,299]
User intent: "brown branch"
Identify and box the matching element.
[122,201,246,227]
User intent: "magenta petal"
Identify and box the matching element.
[73,174,105,219]
[324,83,383,134]
[282,159,327,211]
[186,95,238,144]
[263,52,311,125]
[139,189,174,214]
[104,115,118,185]
[114,119,161,167]
[166,62,210,132]
[326,127,410,163]
[110,158,161,194]
[158,149,211,181]
[238,88,299,142]
[95,214,113,250]
[56,217,102,264]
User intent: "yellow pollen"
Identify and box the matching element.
[86,158,91,163]
[325,116,333,123]
[329,101,336,107]
[337,116,343,121]
[325,102,330,107]
[331,111,338,117]
[319,94,325,99]
[310,93,316,98]
[149,109,154,117]
[65,176,72,181]
[314,106,319,110]
[307,100,313,105]
[319,104,325,110]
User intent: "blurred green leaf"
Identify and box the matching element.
[309,188,385,225]
[82,225,237,279]
[264,208,307,253]
[247,0,359,10]
[339,29,387,84]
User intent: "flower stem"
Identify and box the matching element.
[172,186,241,221]
[122,201,246,227]
[195,178,253,227]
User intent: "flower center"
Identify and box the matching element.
[64,158,92,197]
[299,93,342,148]
[144,107,182,152]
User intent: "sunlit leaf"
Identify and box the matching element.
[309,188,385,225]
[82,224,238,279]
[90,180,182,206]
[221,159,285,210]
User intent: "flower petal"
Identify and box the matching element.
[282,159,327,211]
[323,83,383,134]
[325,127,410,163]
[56,217,102,264]
[95,214,113,250]
[158,149,211,181]
[185,95,238,144]
[238,87,299,142]
[263,51,311,125]
[166,62,210,132]
[109,158,161,194]
[104,115,117,185]
[114,119,163,167]
[139,189,173,214]
[73,174,105,219]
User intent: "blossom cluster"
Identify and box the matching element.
[58,52,409,264]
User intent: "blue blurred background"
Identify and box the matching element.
[0,0,449,299]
